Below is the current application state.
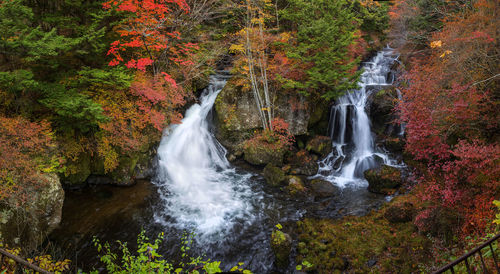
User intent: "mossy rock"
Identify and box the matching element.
[288,150,319,176]
[0,173,64,251]
[295,208,432,273]
[244,142,285,166]
[60,152,91,186]
[384,202,415,223]
[271,229,292,269]
[306,136,332,157]
[365,165,401,194]
[309,179,340,198]
[263,164,286,187]
[384,137,404,153]
[287,176,307,196]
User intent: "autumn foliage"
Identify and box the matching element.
[393,0,499,237]
[0,117,61,204]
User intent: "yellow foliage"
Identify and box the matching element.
[229,44,245,54]
[440,50,452,58]
[430,40,443,48]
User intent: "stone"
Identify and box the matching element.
[243,142,285,166]
[287,176,307,195]
[0,173,64,251]
[384,137,404,153]
[60,152,91,187]
[288,150,319,176]
[263,164,286,187]
[214,78,311,153]
[306,136,333,157]
[367,87,398,136]
[367,259,377,267]
[271,229,292,269]
[384,202,416,223]
[365,165,402,194]
[309,179,340,198]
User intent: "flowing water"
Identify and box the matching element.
[154,74,256,236]
[314,47,400,187]
[49,50,401,273]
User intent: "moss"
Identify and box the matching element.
[306,136,333,157]
[295,195,431,273]
[287,176,307,196]
[60,152,92,186]
[365,165,402,194]
[263,164,286,187]
[243,140,285,166]
[271,229,292,268]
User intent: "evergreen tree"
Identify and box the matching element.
[281,0,361,100]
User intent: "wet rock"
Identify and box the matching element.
[288,150,319,176]
[384,137,404,153]
[243,142,285,166]
[367,259,377,267]
[306,136,333,157]
[263,164,286,187]
[384,202,415,223]
[367,87,398,137]
[0,173,64,251]
[309,179,340,198]
[287,176,307,196]
[271,229,292,269]
[365,165,401,194]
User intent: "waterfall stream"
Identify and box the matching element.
[154,74,259,237]
[314,47,400,187]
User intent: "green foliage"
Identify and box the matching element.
[494,200,500,225]
[39,84,108,133]
[352,0,390,37]
[280,0,362,100]
[93,230,252,274]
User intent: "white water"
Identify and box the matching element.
[314,47,400,187]
[154,75,256,236]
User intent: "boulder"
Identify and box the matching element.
[384,137,404,153]
[215,78,311,152]
[365,165,402,194]
[309,179,340,198]
[287,176,307,196]
[0,173,64,250]
[367,87,400,137]
[384,202,415,223]
[306,136,332,157]
[288,150,319,176]
[271,229,292,269]
[263,164,286,187]
[243,142,285,166]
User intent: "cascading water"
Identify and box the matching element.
[315,47,400,187]
[154,74,257,236]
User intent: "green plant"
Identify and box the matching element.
[93,230,252,274]
[295,260,313,271]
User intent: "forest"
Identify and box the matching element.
[0,0,498,273]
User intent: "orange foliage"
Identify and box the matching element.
[0,116,62,205]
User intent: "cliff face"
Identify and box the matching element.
[214,78,314,155]
[0,173,64,251]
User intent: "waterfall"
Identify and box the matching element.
[315,47,399,187]
[153,74,256,236]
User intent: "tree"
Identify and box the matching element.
[280,0,362,100]
[103,0,195,82]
